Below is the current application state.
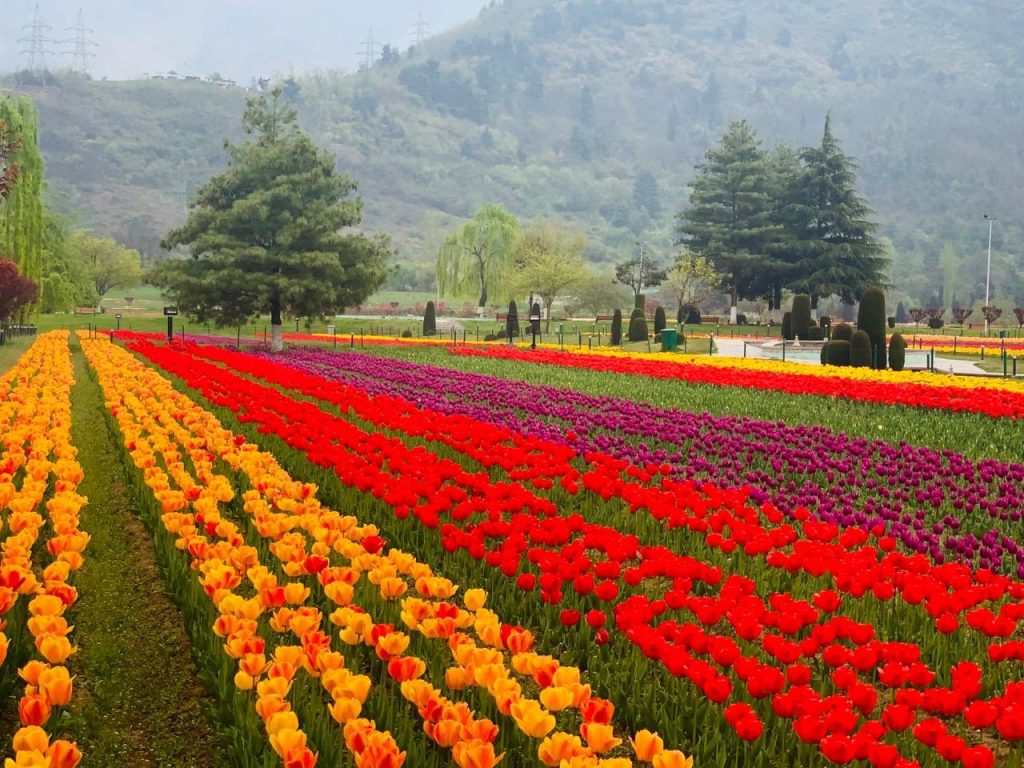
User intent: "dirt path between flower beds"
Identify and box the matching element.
[55,344,228,767]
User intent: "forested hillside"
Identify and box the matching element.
[6,0,1023,308]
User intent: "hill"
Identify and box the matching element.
[6,0,1024,308]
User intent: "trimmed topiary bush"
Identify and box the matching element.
[857,286,887,369]
[735,313,747,325]
[831,322,853,342]
[682,305,701,325]
[850,330,873,368]
[806,326,825,341]
[791,294,812,339]
[483,333,496,342]
[824,340,852,366]
[635,293,646,311]
[927,317,944,329]
[423,301,437,337]
[610,309,623,345]
[887,316,896,329]
[654,306,667,334]
[628,308,648,342]
[889,332,907,372]
[495,328,507,340]
[507,300,520,338]
[782,312,793,341]
[401,329,413,338]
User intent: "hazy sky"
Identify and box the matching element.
[1,1,491,82]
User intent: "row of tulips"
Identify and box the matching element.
[127,338,1024,768]
[0,333,86,768]
[238,345,1024,575]
[85,336,689,768]
[449,345,1024,420]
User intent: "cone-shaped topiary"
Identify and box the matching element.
[654,306,667,334]
[889,332,907,372]
[831,322,853,342]
[610,309,623,345]
[423,301,437,337]
[823,339,851,366]
[507,300,520,338]
[628,308,648,342]
[792,294,812,340]
[782,312,793,341]
[850,330,872,367]
[857,286,887,369]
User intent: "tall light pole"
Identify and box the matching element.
[984,214,996,335]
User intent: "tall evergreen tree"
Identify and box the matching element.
[159,88,392,351]
[0,94,45,288]
[676,121,782,321]
[781,115,887,306]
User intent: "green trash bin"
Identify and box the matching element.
[661,328,678,352]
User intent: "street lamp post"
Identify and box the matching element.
[984,214,996,335]
[529,300,541,350]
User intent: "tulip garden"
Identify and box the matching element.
[2,331,1024,768]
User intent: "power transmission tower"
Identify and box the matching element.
[412,12,429,46]
[18,4,55,84]
[65,8,98,76]
[360,28,378,73]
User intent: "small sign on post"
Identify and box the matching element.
[163,306,178,343]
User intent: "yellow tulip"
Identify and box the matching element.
[12,726,49,753]
[538,733,586,766]
[580,723,622,754]
[463,588,487,612]
[329,696,363,724]
[453,739,505,768]
[652,751,694,768]
[540,686,575,711]
[268,727,306,758]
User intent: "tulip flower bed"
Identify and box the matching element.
[0,332,86,767]
[83,336,691,768]
[226,345,1024,576]
[450,345,1024,420]
[117,336,1024,768]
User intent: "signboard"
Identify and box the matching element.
[115,313,122,319]
[163,306,179,316]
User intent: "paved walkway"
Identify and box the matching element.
[710,336,991,376]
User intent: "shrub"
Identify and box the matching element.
[850,330,873,368]
[927,317,944,329]
[887,316,896,329]
[683,305,702,324]
[735,313,747,325]
[507,300,520,338]
[791,294,812,339]
[824,340,851,366]
[806,326,825,341]
[889,332,907,372]
[634,293,646,311]
[423,300,437,337]
[610,309,623,345]
[896,301,908,324]
[654,306,667,334]
[628,308,648,342]
[781,312,793,341]
[495,328,507,340]
[401,329,412,338]
[831,322,853,342]
[483,333,496,342]
[857,286,887,369]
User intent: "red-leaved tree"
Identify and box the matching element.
[0,259,39,324]
[952,306,973,326]
[1014,307,1024,329]
[908,307,926,327]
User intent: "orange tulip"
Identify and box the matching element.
[538,732,586,766]
[580,723,622,754]
[631,730,665,761]
[18,693,51,726]
[510,699,556,739]
[378,577,408,599]
[329,696,363,724]
[453,739,504,768]
[283,747,318,768]
[539,686,575,712]
[461,718,499,743]
[425,718,463,747]
[12,725,49,753]
[387,656,426,682]
[269,728,307,758]
[47,739,83,768]
[38,666,73,706]
[445,666,472,690]
[36,634,74,664]
[653,751,694,768]
[255,695,290,721]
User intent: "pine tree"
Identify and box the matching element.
[159,88,392,351]
[676,121,782,321]
[780,115,888,306]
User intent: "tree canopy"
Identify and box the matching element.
[436,204,520,307]
[508,221,587,330]
[68,230,142,299]
[0,93,45,288]
[158,87,391,350]
[614,253,667,299]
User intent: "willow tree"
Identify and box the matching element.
[0,94,45,288]
[436,204,520,307]
[158,87,391,351]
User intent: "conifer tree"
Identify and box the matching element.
[780,115,887,306]
[676,121,782,322]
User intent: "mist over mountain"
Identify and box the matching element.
[1,1,488,81]
[5,0,1023,308]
